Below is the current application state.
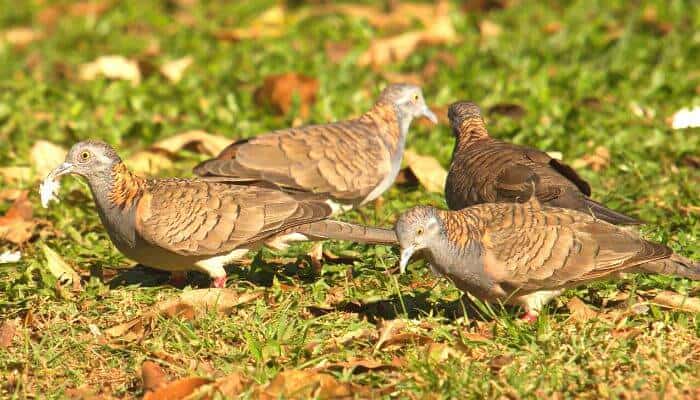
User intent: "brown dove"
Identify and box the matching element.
[395,199,699,322]
[44,140,397,288]
[445,101,640,225]
[193,83,437,210]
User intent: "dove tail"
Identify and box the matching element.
[582,198,643,226]
[296,220,398,245]
[639,254,700,280]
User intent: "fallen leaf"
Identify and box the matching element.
[30,140,68,177]
[315,359,395,374]
[160,57,193,83]
[649,291,700,313]
[489,354,514,373]
[318,2,438,30]
[375,319,407,351]
[204,373,249,399]
[103,317,145,339]
[0,251,21,263]
[78,55,141,84]
[0,319,18,348]
[0,167,32,183]
[154,288,263,319]
[0,191,36,245]
[381,71,424,86]
[571,146,610,172]
[143,377,211,400]
[566,297,598,322]
[543,21,563,34]
[358,12,456,68]
[426,342,469,363]
[214,5,286,41]
[681,155,700,169]
[255,73,318,118]
[0,189,25,201]
[670,106,700,129]
[126,150,174,175]
[488,103,526,119]
[256,370,367,400]
[68,1,111,17]
[324,41,352,64]
[479,19,502,38]
[142,361,168,392]
[150,130,232,157]
[403,149,447,193]
[2,27,43,48]
[41,244,82,290]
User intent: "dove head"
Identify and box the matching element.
[379,83,437,126]
[49,140,122,182]
[448,101,488,140]
[395,206,444,273]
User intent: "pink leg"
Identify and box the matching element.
[520,310,538,323]
[169,271,187,287]
[211,276,227,288]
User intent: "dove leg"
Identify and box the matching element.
[194,249,250,288]
[513,289,563,322]
[308,241,324,270]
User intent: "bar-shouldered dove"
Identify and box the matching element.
[193,83,437,211]
[45,140,397,288]
[395,199,699,321]
[445,101,640,225]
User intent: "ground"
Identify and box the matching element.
[0,1,699,399]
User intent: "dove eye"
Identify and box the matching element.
[416,228,424,236]
[79,151,91,162]
[413,94,420,102]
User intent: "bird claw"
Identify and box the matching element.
[211,276,227,288]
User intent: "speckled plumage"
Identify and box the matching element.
[444,101,640,225]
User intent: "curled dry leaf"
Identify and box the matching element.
[426,342,470,363]
[160,56,193,83]
[489,354,514,373]
[150,130,232,157]
[30,140,67,178]
[126,150,174,175]
[670,106,700,130]
[256,370,369,400]
[142,361,168,393]
[2,27,43,48]
[358,12,456,68]
[255,73,318,118]
[566,296,598,322]
[41,244,82,290]
[0,191,36,245]
[143,377,212,400]
[79,55,141,84]
[649,291,700,313]
[403,149,447,193]
[0,318,18,348]
[571,146,610,172]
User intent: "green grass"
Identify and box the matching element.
[1,0,699,398]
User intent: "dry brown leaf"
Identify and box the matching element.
[204,373,249,399]
[150,130,232,157]
[318,2,438,30]
[324,41,352,64]
[126,150,174,175]
[0,319,18,348]
[543,21,563,34]
[30,140,68,178]
[403,149,447,193]
[0,189,26,202]
[160,57,193,83]
[375,319,407,351]
[358,13,456,68]
[571,146,610,172]
[489,354,514,373]
[142,361,168,392]
[488,103,526,119]
[103,317,144,340]
[255,73,318,118]
[68,1,111,17]
[41,244,82,290]
[0,191,36,245]
[143,377,212,400]
[479,19,502,38]
[3,27,43,48]
[0,167,32,184]
[566,297,598,322]
[214,5,286,41]
[257,370,367,400]
[78,55,141,84]
[649,291,700,313]
[426,342,469,363]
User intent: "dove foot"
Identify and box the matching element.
[211,276,227,288]
[308,242,324,272]
[520,311,539,323]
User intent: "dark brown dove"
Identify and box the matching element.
[44,141,397,288]
[395,199,699,322]
[194,83,437,209]
[445,101,640,225]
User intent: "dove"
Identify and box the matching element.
[194,83,437,210]
[194,83,435,264]
[43,140,397,288]
[395,200,699,322]
[444,101,640,225]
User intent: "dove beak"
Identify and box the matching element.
[422,106,438,124]
[49,162,74,178]
[399,245,416,274]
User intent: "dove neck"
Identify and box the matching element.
[454,118,490,146]
[363,100,405,152]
